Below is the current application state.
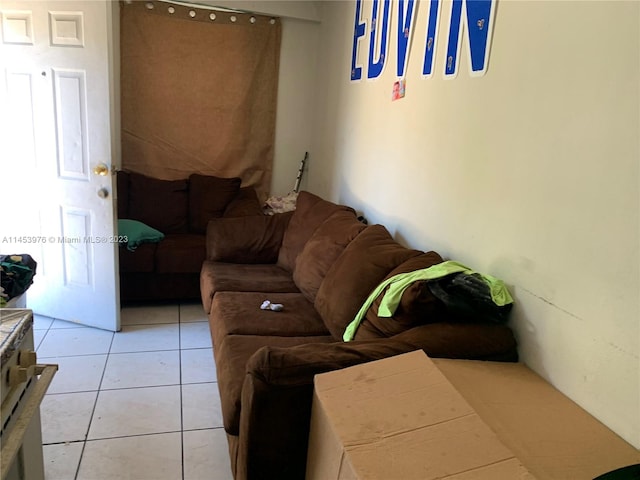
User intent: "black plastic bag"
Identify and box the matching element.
[0,254,37,299]
[427,272,512,324]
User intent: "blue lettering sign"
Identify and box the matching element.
[465,0,495,76]
[396,0,416,78]
[351,0,366,81]
[444,0,463,77]
[444,0,495,78]
[350,0,496,82]
[422,0,441,77]
[367,0,391,79]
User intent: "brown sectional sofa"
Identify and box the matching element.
[200,191,518,480]
[116,170,262,303]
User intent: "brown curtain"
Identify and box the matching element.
[120,1,281,199]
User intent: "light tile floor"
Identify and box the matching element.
[34,302,233,480]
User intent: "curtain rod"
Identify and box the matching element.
[157,0,247,14]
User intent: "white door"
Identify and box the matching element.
[0,1,120,331]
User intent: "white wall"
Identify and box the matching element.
[309,0,640,448]
[271,17,320,196]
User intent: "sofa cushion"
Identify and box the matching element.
[189,174,241,233]
[118,243,156,273]
[355,251,449,340]
[206,212,294,264]
[128,171,189,233]
[200,261,299,314]
[118,219,165,251]
[214,334,334,435]
[314,225,422,340]
[277,191,353,272]
[209,292,329,348]
[293,210,366,303]
[223,186,263,217]
[155,234,206,274]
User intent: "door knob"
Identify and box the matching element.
[93,163,109,176]
[98,188,109,199]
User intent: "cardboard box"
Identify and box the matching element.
[306,351,640,480]
[433,357,640,479]
[306,350,534,479]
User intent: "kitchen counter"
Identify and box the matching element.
[0,309,33,367]
[1,308,54,480]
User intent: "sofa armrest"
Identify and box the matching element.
[390,322,519,362]
[237,340,407,480]
[205,211,294,264]
[236,323,517,479]
[248,323,516,387]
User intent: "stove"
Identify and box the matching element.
[1,309,57,480]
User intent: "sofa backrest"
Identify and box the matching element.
[188,174,241,233]
[276,191,354,272]
[223,187,263,217]
[128,171,189,234]
[116,170,252,235]
[314,224,423,340]
[292,210,367,303]
[353,251,447,340]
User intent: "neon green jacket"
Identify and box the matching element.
[343,261,513,341]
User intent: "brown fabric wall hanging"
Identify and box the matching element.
[120,1,281,199]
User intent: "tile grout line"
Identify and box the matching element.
[33,315,53,351]
[77,310,174,478]
[179,303,186,480]
[42,425,226,447]
[39,305,220,479]
[73,323,117,480]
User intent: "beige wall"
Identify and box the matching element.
[309,0,640,448]
[271,17,320,196]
